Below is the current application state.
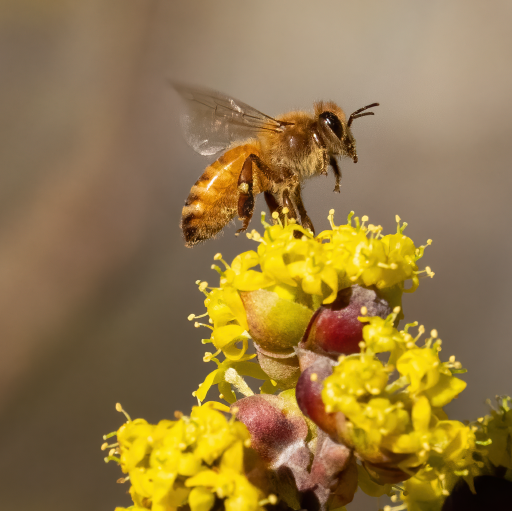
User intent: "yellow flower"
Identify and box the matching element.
[193,211,431,401]
[322,320,468,470]
[105,403,269,511]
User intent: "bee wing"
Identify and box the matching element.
[173,83,291,156]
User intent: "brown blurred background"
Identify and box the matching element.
[0,1,511,510]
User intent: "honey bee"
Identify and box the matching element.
[175,84,378,247]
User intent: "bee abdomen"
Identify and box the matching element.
[181,143,261,247]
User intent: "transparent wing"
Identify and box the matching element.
[173,83,294,156]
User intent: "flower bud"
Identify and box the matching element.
[296,357,337,437]
[241,289,313,352]
[302,285,392,356]
[232,394,308,463]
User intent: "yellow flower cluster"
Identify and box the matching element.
[192,211,432,402]
[395,395,512,511]
[104,404,270,511]
[322,313,468,471]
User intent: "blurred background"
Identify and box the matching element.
[0,1,511,510]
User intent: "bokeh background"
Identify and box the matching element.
[0,1,511,510]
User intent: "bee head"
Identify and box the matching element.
[315,101,379,163]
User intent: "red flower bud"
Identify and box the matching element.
[302,285,392,356]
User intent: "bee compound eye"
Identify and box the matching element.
[319,111,343,139]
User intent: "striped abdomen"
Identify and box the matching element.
[181,142,262,247]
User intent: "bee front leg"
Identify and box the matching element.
[293,186,315,235]
[330,156,342,193]
[236,155,255,235]
[321,149,329,176]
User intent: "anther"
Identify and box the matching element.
[393,306,401,314]
[360,306,368,315]
[174,410,183,419]
[310,373,318,382]
[431,329,438,338]
[282,207,289,215]
[214,253,222,260]
[272,212,279,219]
[198,281,208,292]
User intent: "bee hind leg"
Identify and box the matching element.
[236,155,256,235]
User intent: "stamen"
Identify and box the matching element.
[310,373,318,382]
[188,312,208,321]
[101,442,119,451]
[115,403,132,422]
[328,209,336,229]
[259,495,278,507]
[194,321,213,330]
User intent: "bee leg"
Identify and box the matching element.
[264,191,280,216]
[330,156,342,193]
[321,149,329,176]
[282,190,298,221]
[236,156,255,235]
[293,186,315,235]
[248,154,298,186]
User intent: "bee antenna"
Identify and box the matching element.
[348,103,379,127]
